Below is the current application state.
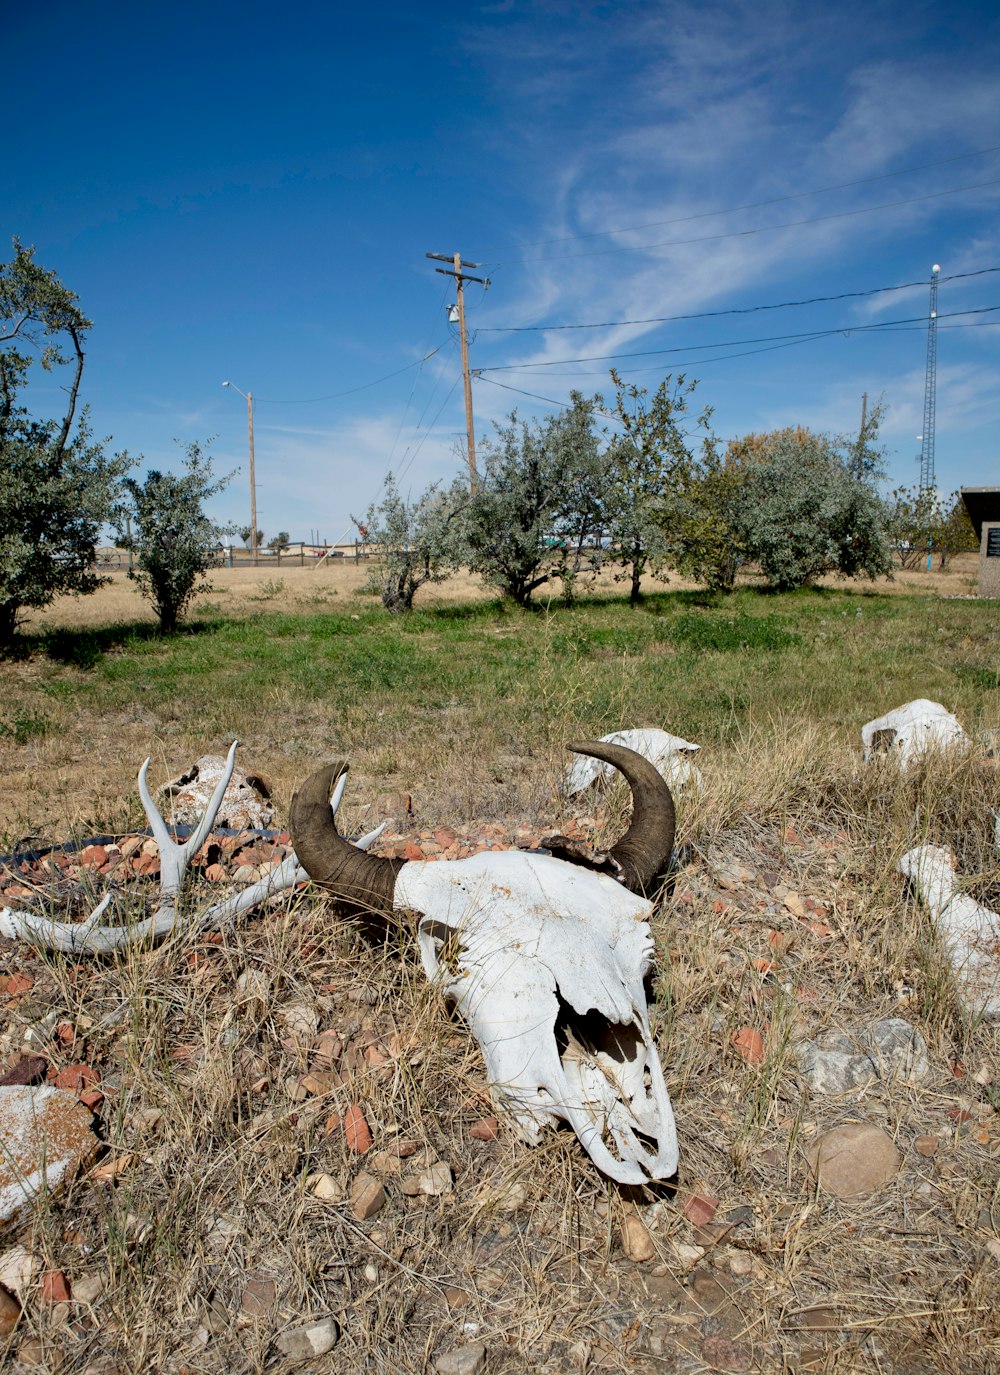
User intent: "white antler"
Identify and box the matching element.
[0,743,380,955]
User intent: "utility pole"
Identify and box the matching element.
[247,390,258,566]
[918,264,940,496]
[856,391,868,479]
[426,251,490,488]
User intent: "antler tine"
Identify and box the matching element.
[139,740,240,898]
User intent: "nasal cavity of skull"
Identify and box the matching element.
[871,728,899,754]
[553,994,644,1088]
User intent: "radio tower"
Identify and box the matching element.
[918,264,940,494]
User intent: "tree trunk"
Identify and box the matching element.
[0,599,19,649]
[629,562,642,604]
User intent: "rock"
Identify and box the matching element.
[0,1086,99,1226]
[805,1123,901,1198]
[469,1117,498,1141]
[40,1270,70,1303]
[0,1284,21,1338]
[71,1273,105,1304]
[345,1104,373,1154]
[279,1003,319,1039]
[0,1056,47,1088]
[683,1193,719,1226]
[701,1335,752,1372]
[434,1341,486,1375]
[0,1248,41,1299]
[914,1134,939,1157]
[275,1318,340,1359]
[241,1277,277,1316]
[731,1027,765,1064]
[795,1018,928,1095]
[310,1173,344,1203]
[620,1213,655,1262]
[728,1253,752,1277]
[403,1162,453,1197]
[349,1172,385,1220]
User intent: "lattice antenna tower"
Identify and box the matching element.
[918,264,940,493]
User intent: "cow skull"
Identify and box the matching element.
[290,741,679,1185]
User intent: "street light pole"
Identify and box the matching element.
[222,381,258,566]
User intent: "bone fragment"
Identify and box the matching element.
[898,845,1000,1018]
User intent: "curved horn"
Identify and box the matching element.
[566,741,675,896]
[289,762,403,915]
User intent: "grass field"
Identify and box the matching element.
[0,557,998,1374]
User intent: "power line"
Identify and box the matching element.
[491,144,1000,250]
[476,305,1000,373]
[477,267,1000,333]
[256,351,439,404]
[510,178,1000,264]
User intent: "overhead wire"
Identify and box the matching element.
[476,305,1000,373]
[256,351,439,405]
[476,267,1000,333]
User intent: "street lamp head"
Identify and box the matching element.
[221,380,231,388]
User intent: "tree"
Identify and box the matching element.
[606,369,712,603]
[267,531,290,552]
[114,442,233,632]
[239,526,264,549]
[463,393,607,607]
[355,473,467,613]
[732,429,891,590]
[0,240,130,645]
[666,441,751,592]
[883,485,943,569]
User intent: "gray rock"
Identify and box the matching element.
[795,1018,927,1094]
[275,1318,340,1359]
[434,1342,486,1375]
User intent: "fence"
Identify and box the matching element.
[95,542,374,572]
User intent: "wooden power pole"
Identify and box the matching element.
[426,251,490,488]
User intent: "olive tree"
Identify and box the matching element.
[463,393,607,607]
[114,442,233,632]
[733,429,891,590]
[355,472,467,614]
[0,240,130,645]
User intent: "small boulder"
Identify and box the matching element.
[0,1086,99,1227]
[275,1318,340,1359]
[434,1342,486,1375]
[805,1123,901,1198]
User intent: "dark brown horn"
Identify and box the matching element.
[566,741,675,896]
[289,762,403,915]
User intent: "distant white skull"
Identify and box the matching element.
[862,700,968,766]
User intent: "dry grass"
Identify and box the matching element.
[0,562,998,1373]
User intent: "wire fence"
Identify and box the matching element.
[95,542,374,572]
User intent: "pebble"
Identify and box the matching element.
[71,1273,105,1304]
[434,1341,486,1375]
[620,1213,655,1262]
[349,1172,386,1220]
[0,1284,21,1338]
[731,1027,765,1064]
[914,1134,939,1157]
[683,1192,719,1226]
[805,1123,901,1198]
[279,1002,319,1039]
[0,1086,99,1226]
[241,1277,277,1316]
[345,1104,373,1154]
[728,1253,753,1277]
[40,1270,71,1303]
[469,1117,498,1141]
[403,1163,454,1197]
[310,1173,344,1203]
[275,1318,340,1359]
[0,1248,41,1299]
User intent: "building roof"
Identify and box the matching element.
[960,487,1000,540]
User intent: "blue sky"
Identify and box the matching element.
[5,0,999,543]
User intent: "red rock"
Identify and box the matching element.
[204,863,226,882]
[4,973,34,998]
[469,1117,498,1142]
[79,845,107,869]
[683,1193,720,1226]
[947,1107,973,1124]
[323,1112,343,1136]
[78,1090,104,1110]
[241,1277,276,1316]
[732,1028,765,1064]
[403,842,423,862]
[55,1022,75,1045]
[51,1064,100,1095]
[0,1086,99,1226]
[345,1105,373,1154]
[0,1283,20,1337]
[40,1270,70,1303]
[806,920,834,938]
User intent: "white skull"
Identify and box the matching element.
[563,727,702,795]
[861,700,968,766]
[290,740,679,1185]
[401,851,678,1184]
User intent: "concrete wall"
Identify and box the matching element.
[980,521,1000,598]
